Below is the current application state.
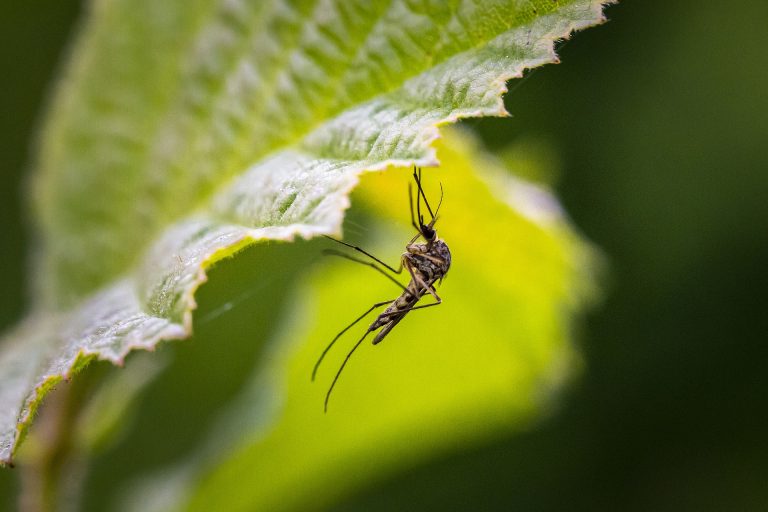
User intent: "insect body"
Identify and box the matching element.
[370,237,451,345]
[313,168,451,412]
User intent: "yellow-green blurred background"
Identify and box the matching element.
[2,1,768,510]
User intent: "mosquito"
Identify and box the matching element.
[312,167,451,412]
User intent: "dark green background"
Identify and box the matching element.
[2,1,767,510]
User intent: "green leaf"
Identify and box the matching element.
[112,130,598,511]
[0,0,609,466]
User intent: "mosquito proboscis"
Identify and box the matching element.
[312,167,451,412]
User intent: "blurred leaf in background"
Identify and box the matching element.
[340,1,768,511]
[78,131,596,511]
[4,0,767,511]
[0,0,609,510]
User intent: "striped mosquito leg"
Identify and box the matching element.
[322,235,403,274]
[312,299,395,381]
[325,328,373,413]
[322,249,408,293]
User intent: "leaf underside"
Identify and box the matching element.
[119,130,599,511]
[0,0,609,466]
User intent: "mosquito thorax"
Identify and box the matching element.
[431,239,451,272]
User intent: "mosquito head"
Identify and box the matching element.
[420,222,436,242]
[409,167,443,243]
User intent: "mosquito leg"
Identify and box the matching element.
[408,182,420,234]
[322,235,403,274]
[418,253,448,267]
[413,167,435,219]
[311,299,395,381]
[405,262,442,303]
[325,328,373,413]
[380,300,441,317]
[323,249,407,293]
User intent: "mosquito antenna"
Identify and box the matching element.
[428,183,444,227]
[324,329,372,412]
